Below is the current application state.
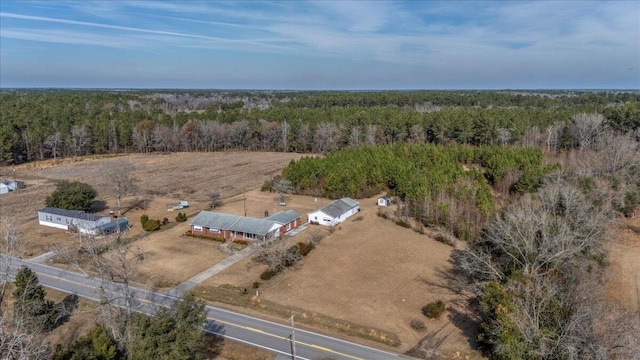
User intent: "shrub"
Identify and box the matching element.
[252,281,260,289]
[260,269,279,280]
[175,212,187,222]
[184,231,225,242]
[394,218,411,228]
[433,232,456,247]
[410,319,426,331]
[140,214,161,231]
[309,230,324,245]
[162,217,169,225]
[233,239,250,246]
[297,241,315,256]
[421,300,445,319]
[261,179,274,192]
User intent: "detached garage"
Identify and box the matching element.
[307,198,360,226]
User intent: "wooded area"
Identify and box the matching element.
[1,90,638,164]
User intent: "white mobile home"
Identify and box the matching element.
[38,207,111,235]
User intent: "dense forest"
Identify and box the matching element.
[1,90,638,164]
[283,144,548,240]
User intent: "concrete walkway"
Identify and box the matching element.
[167,245,257,297]
[29,251,57,263]
[286,224,308,237]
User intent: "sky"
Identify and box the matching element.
[0,1,638,90]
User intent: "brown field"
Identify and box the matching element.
[199,192,479,357]
[606,206,640,311]
[0,152,304,257]
[132,223,230,289]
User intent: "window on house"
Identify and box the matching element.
[287,223,291,230]
[57,217,61,221]
[193,226,203,232]
[245,233,256,240]
[210,229,220,233]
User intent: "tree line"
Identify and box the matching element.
[282,143,549,240]
[1,90,638,164]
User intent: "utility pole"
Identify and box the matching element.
[290,314,297,360]
[243,192,247,217]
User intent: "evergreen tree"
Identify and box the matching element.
[45,181,98,210]
[13,266,56,331]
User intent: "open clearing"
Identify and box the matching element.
[0,152,304,257]
[198,192,479,356]
[606,206,640,311]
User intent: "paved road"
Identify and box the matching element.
[1,254,405,360]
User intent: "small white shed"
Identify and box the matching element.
[377,196,391,207]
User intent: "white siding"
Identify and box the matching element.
[38,220,68,230]
[307,210,337,226]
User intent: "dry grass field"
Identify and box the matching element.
[0,152,303,257]
[606,206,640,311]
[198,192,479,357]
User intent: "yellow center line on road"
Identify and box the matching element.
[209,317,365,360]
[28,269,366,360]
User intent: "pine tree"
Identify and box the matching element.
[13,266,56,331]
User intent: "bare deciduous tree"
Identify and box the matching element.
[0,216,24,310]
[69,125,91,157]
[0,315,51,360]
[44,132,62,162]
[594,130,640,176]
[208,190,222,209]
[252,239,300,271]
[272,178,292,204]
[570,113,606,151]
[104,160,139,217]
[496,128,512,146]
[55,230,144,348]
[545,123,564,152]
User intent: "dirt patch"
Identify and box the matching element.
[606,207,640,311]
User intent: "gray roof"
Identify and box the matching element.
[191,211,279,236]
[265,210,300,225]
[318,198,360,218]
[39,207,105,222]
[95,219,130,233]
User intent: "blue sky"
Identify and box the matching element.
[1,1,638,89]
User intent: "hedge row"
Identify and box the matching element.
[184,231,225,242]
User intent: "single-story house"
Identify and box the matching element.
[38,207,127,235]
[190,211,285,241]
[265,210,302,234]
[377,195,391,207]
[307,198,360,226]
